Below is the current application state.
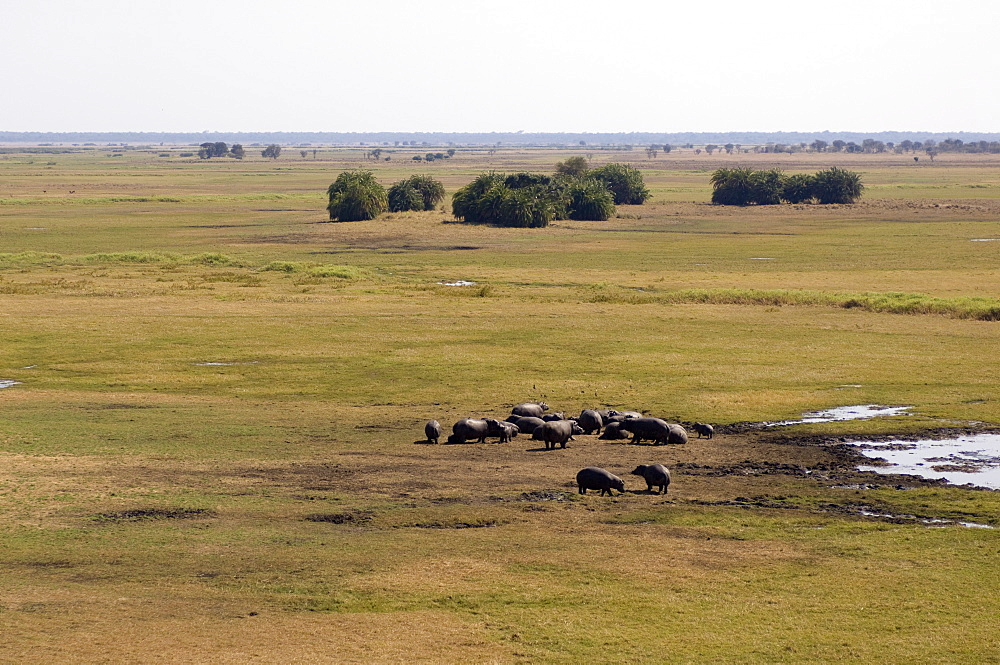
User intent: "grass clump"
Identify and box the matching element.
[0,251,64,268]
[583,286,1000,320]
[83,252,179,265]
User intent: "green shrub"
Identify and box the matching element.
[710,167,757,205]
[566,178,616,221]
[327,170,388,222]
[781,173,816,203]
[589,163,651,205]
[404,175,445,210]
[812,167,864,204]
[749,169,784,205]
[451,172,555,227]
[711,168,784,205]
[387,181,424,212]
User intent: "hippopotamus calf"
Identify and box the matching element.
[424,420,441,444]
[511,402,549,418]
[576,467,625,496]
[541,412,566,422]
[693,423,714,439]
[486,418,518,443]
[631,464,671,494]
[539,420,584,449]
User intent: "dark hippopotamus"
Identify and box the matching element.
[619,418,687,445]
[692,423,715,439]
[541,412,566,422]
[577,409,603,434]
[539,420,584,449]
[598,421,631,440]
[447,418,489,444]
[631,464,671,493]
[511,402,549,418]
[424,419,441,444]
[667,423,689,445]
[486,418,519,443]
[576,467,625,496]
[511,416,545,435]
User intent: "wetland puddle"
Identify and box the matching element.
[855,434,1000,490]
[768,404,911,427]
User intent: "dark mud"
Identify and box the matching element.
[94,508,214,522]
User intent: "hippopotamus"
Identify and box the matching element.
[693,423,715,439]
[617,417,671,445]
[631,464,671,493]
[511,416,545,435]
[486,418,518,443]
[424,420,441,444]
[448,418,489,444]
[576,467,625,496]
[667,423,689,445]
[539,420,584,449]
[596,409,620,421]
[598,421,630,440]
[541,412,566,422]
[619,418,687,445]
[511,402,549,418]
[576,409,603,434]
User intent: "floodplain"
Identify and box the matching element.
[1,146,999,663]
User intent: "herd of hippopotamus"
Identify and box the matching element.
[422,402,715,497]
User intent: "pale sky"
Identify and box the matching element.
[3,0,998,133]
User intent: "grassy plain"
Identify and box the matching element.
[1,146,1000,663]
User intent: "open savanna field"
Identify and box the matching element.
[2,145,1000,664]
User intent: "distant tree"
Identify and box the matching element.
[589,163,651,205]
[811,167,863,204]
[425,153,436,162]
[724,143,734,154]
[705,144,717,155]
[447,148,456,158]
[262,144,281,159]
[198,141,229,159]
[555,156,589,177]
[313,149,318,159]
[810,140,828,153]
[831,140,846,152]
[662,144,672,154]
[300,150,308,158]
[326,170,388,222]
[900,140,913,153]
[230,144,245,160]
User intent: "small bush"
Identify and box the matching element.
[812,167,864,204]
[327,170,388,222]
[711,168,783,205]
[387,181,424,212]
[782,173,816,203]
[566,178,616,221]
[589,163,651,205]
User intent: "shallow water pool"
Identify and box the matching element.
[857,434,1000,489]
[768,404,911,426]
